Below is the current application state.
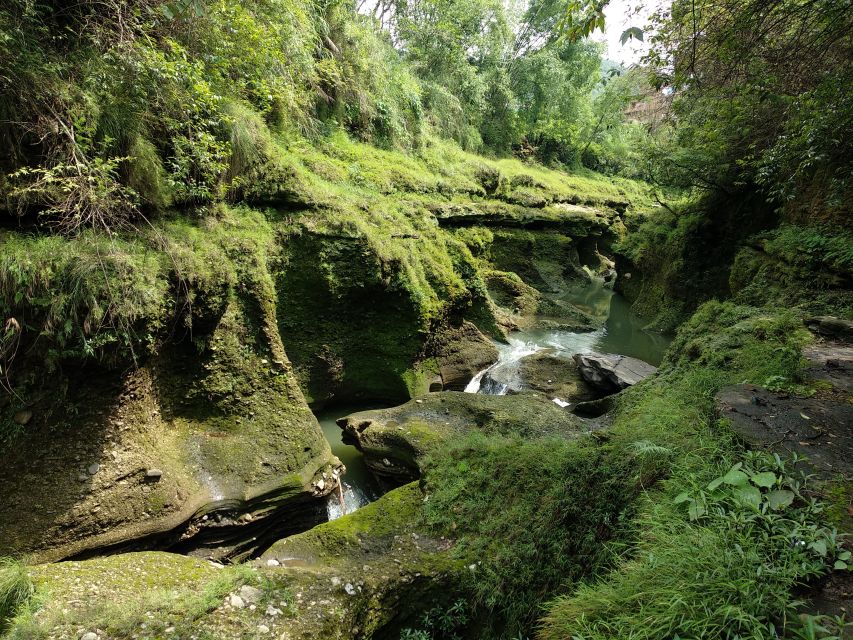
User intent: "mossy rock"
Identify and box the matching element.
[8,486,464,639]
[337,392,588,483]
[516,350,598,403]
[0,211,340,563]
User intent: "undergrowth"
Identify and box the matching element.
[0,558,33,632]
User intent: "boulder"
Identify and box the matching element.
[431,322,499,391]
[572,352,657,394]
[517,350,597,404]
[805,316,853,342]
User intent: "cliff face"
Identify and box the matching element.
[0,136,646,563]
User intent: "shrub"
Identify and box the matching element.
[0,558,33,630]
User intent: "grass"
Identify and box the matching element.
[0,558,33,631]
[533,301,846,639]
[411,301,841,639]
[6,555,262,639]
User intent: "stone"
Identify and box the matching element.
[13,410,32,426]
[315,478,325,491]
[80,633,98,640]
[87,463,100,475]
[572,352,657,394]
[144,469,163,481]
[344,582,357,596]
[804,316,853,342]
[266,558,280,567]
[257,624,270,634]
[517,350,597,403]
[228,594,245,609]
[432,322,500,390]
[266,604,283,617]
[238,585,262,604]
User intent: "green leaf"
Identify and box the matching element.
[673,491,691,504]
[620,26,644,45]
[834,560,848,570]
[809,540,828,557]
[838,551,851,561]
[721,467,749,487]
[734,485,762,508]
[750,471,777,488]
[688,502,705,521]
[766,489,795,510]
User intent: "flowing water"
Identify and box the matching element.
[318,282,671,518]
[317,406,384,520]
[466,284,671,396]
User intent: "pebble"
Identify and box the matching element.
[80,633,98,640]
[88,463,100,475]
[239,585,262,604]
[257,625,270,634]
[228,594,245,609]
[330,576,341,587]
[145,469,163,480]
[344,583,357,596]
[266,558,280,567]
[266,605,283,617]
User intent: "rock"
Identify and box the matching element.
[315,478,325,491]
[80,633,98,640]
[239,585,262,604]
[432,322,499,391]
[266,604,283,617]
[228,594,245,609]
[144,468,163,481]
[805,316,853,342]
[572,352,657,395]
[517,350,597,403]
[344,582,357,596]
[87,463,100,475]
[716,384,853,481]
[257,624,270,634]
[266,558,280,567]
[337,392,588,482]
[13,410,32,426]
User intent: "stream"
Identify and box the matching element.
[317,406,384,520]
[467,286,671,396]
[319,283,671,519]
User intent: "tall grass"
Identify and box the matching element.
[0,558,33,629]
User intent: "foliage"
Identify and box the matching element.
[0,558,33,631]
[400,599,470,640]
[542,453,847,640]
[538,302,843,639]
[421,432,633,635]
[643,0,853,217]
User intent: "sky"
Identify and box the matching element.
[592,0,658,66]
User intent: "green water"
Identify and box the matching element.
[316,406,383,519]
[519,285,671,366]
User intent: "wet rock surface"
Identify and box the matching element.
[716,383,853,480]
[572,352,658,394]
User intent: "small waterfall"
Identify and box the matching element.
[466,337,542,396]
[326,480,379,521]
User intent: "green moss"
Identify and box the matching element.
[9,553,255,639]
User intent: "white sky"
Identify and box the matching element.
[592,0,658,66]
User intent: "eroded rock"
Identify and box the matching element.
[337,392,589,483]
[572,352,657,394]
